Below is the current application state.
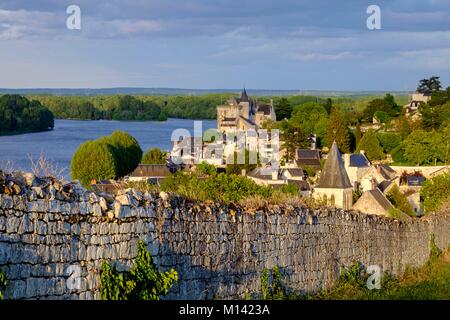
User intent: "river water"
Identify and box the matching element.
[0,118,216,178]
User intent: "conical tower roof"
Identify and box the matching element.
[316,141,352,189]
[240,88,249,102]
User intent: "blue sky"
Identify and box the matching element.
[0,0,449,90]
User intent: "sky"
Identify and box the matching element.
[0,0,449,91]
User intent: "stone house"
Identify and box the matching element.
[352,188,394,216]
[313,141,353,210]
[127,164,174,185]
[295,149,321,170]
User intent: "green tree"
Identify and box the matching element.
[387,184,415,217]
[142,148,167,164]
[397,116,412,139]
[376,132,402,154]
[280,120,310,162]
[324,109,351,153]
[274,98,292,120]
[421,173,450,213]
[363,94,399,121]
[71,140,119,187]
[355,123,362,147]
[0,94,54,135]
[290,102,329,143]
[101,241,178,300]
[417,76,441,94]
[107,131,143,176]
[356,129,384,161]
[403,130,446,165]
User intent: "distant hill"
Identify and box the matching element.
[0,87,410,97]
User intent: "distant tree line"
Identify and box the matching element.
[0,94,54,135]
[29,94,227,121]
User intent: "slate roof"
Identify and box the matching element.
[407,176,425,187]
[378,164,397,180]
[349,154,370,167]
[378,180,394,193]
[285,168,304,177]
[130,164,172,178]
[315,141,352,189]
[288,179,310,191]
[256,104,272,115]
[248,167,279,180]
[295,149,321,168]
[240,88,249,103]
[364,189,393,212]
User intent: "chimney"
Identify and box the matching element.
[343,154,350,168]
[271,170,278,180]
[371,177,377,190]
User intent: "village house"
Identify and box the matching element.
[313,141,353,210]
[247,167,311,196]
[352,188,394,217]
[126,164,174,185]
[295,149,321,170]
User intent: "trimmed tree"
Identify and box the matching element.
[356,129,385,161]
[107,131,143,176]
[71,140,119,187]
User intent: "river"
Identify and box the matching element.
[0,118,216,179]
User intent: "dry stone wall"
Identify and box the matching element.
[0,171,449,300]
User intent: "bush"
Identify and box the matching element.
[71,140,119,187]
[421,173,450,213]
[107,131,143,176]
[261,267,287,300]
[141,148,167,165]
[101,241,178,300]
[160,172,273,204]
[195,161,217,176]
[0,268,6,300]
[387,185,415,217]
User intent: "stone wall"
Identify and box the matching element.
[0,171,449,300]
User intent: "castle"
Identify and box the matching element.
[217,88,276,133]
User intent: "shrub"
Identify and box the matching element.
[141,148,167,165]
[387,185,415,217]
[261,267,287,300]
[0,268,6,300]
[107,131,143,176]
[421,173,450,213]
[160,172,273,204]
[71,140,118,187]
[101,241,178,300]
[195,161,217,176]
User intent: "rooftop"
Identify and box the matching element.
[316,141,352,189]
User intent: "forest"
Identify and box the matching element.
[0,95,54,135]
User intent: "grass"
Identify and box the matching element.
[305,247,450,300]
